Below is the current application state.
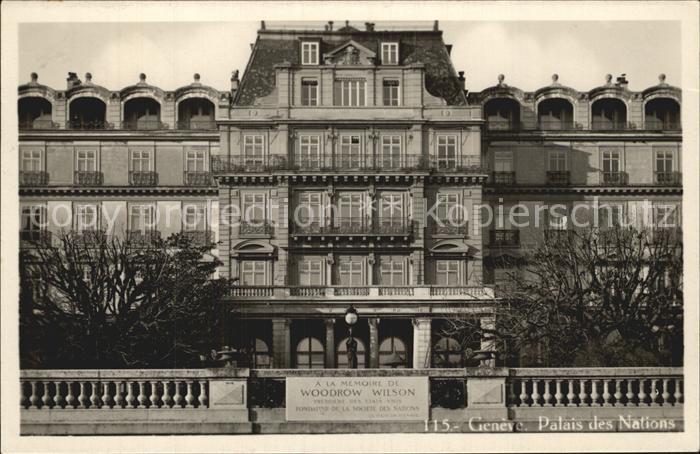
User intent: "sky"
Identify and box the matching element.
[18,20,681,93]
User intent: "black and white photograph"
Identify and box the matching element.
[1,1,698,453]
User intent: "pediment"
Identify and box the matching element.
[324,40,376,66]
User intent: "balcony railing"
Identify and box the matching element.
[181,230,213,246]
[491,171,516,185]
[292,218,414,236]
[19,119,60,130]
[66,120,113,130]
[19,171,49,186]
[490,229,519,247]
[486,118,520,131]
[644,119,682,131]
[121,120,169,130]
[211,156,288,173]
[600,171,628,186]
[183,171,212,186]
[20,230,52,247]
[129,171,158,186]
[176,119,217,130]
[227,285,493,299]
[590,119,632,131]
[240,220,274,237]
[126,230,162,248]
[544,229,575,242]
[546,170,571,185]
[74,171,104,186]
[654,171,682,186]
[431,221,469,237]
[537,119,578,131]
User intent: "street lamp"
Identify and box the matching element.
[344,306,359,368]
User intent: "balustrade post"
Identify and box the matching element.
[578,379,587,406]
[42,381,52,409]
[590,380,600,406]
[125,381,136,409]
[162,381,173,408]
[554,379,563,406]
[519,380,528,407]
[185,381,195,407]
[613,379,622,406]
[626,379,635,406]
[566,379,575,406]
[662,378,670,406]
[173,382,184,408]
[150,381,160,408]
[29,382,40,409]
[673,378,682,405]
[199,380,208,408]
[531,379,541,406]
[54,381,65,409]
[138,381,149,408]
[65,382,76,408]
[542,380,552,406]
[78,382,89,408]
[114,382,125,408]
[90,381,101,408]
[102,381,113,408]
[638,379,648,406]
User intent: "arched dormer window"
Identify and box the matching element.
[484,98,521,131]
[591,98,627,131]
[537,98,574,130]
[18,97,54,130]
[123,97,162,130]
[68,97,108,130]
[645,98,681,131]
[177,98,216,130]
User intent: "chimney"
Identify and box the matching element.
[458,71,465,90]
[328,21,334,31]
[433,20,439,31]
[365,22,375,32]
[66,72,81,89]
[615,73,629,88]
[231,70,240,92]
[445,44,452,56]
[260,21,266,30]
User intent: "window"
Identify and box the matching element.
[21,149,42,171]
[337,338,367,368]
[185,149,207,172]
[338,134,363,168]
[297,192,323,227]
[379,135,402,168]
[547,206,568,230]
[337,192,365,226]
[436,193,460,223]
[494,151,513,172]
[381,42,399,64]
[297,134,321,168]
[379,337,407,368]
[301,42,319,65]
[20,204,46,240]
[131,149,152,172]
[653,204,680,229]
[241,260,267,286]
[301,79,318,106]
[380,257,406,285]
[548,150,567,171]
[296,337,324,369]
[338,257,364,286]
[436,260,460,286]
[129,204,156,233]
[383,80,400,106]
[243,135,265,165]
[242,193,266,223]
[436,135,457,169]
[335,79,366,106]
[74,204,99,232]
[298,258,324,286]
[655,150,674,173]
[76,149,97,171]
[379,193,405,226]
[183,203,207,231]
[433,337,463,368]
[599,203,624,229]
[252,339,271,369]
[602,149,621,173]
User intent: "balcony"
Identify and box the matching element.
[126,230,162,248]
[20,230,52,248]
[228,285,493,300]
[590,120,632,131]
[490,171,516,185]
[490,229,519,247]
[121,120,169,130]
[176,119,217,130]
[66,120,113,130]
[19,171,49,186]
[537,119,577,131]
[486,118,521,131]
[129,171,158,186]
[546,170,570,185]
[544,229,575,242]
[654,171,682,186]
[181,230,213,246]
[645,118,681,131]
[74,171,103,186]
[183,171,212,186]
[431,221,469,237]
[239,220,274,238]
[19,119,59,130]
[291,218,414,237]
[600,171,628,186]
[211,156,288,173]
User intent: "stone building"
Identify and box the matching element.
[18,21,682,370]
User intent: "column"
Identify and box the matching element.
[272,319,291,368]
[368,318,380,368]
[412,318,432,369]
[325,319,336,369]
[480,315,496,368]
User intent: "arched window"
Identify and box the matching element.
[379,336,407,368]
[296,337,324,369]
[336,337,367,368]
[537,98,574,130]
[253,338,271,369]
[18,97,53,130]
[68,97,107,129]
[645,98,681,130]
[484,98,520,130]
[591,98,627,130]
[433,337,463,368]
[177,98,215,130]
[123,97,161,130]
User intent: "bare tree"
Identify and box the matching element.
[20,232,230,369]
[441,226,683,367]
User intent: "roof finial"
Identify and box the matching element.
[328,21,334,31]
[30,72,38,83]
[605,74,612,84]
[551,73,559,84]
[345,20,349,28]
[260,20,266,30]
[194,73,201,83]
[659,73,666,84]
[497,74,505,85]
[139,73,147,83]
[85,72,92,83]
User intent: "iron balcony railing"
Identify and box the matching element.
[129,171,158,186]
[490,229,520,247]
[176,119,217,130]
[240,220,274,237]
[183,171,212,186]
[431,220,469,237]
[486,118,521,131]
[74,171,104,186]
[600,171,628,186]
[292,218,414,236]
[546,170,571,185]
[590,119,632,131]
[544,229,575,242]
[228,285,493,299]
[491,171,516,185]
[66,120,114,130]
[654,171,682,186]
[121,120,169,130]
[126,230,162,248]
[181,230,213,246]
[537,119,578,131]
[644,119,682,131]
[19,119,60,130]
[19,171,49,186]
[211,156,288,173]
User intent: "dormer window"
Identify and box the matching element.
[301,41,319,65]
[381,42,399,65]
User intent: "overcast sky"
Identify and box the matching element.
[18,20,680,93]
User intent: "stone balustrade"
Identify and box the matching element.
[228,285,494,300]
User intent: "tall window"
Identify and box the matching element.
[338,257,364,286]
[21,205,46,238]
[379,337,407,368]
[602,149,621,173]
[494,151,513,172]
[297,134,321,168]
[381,42,399,64]
[185,150,207,172]
[547,206,569,230]
[338,135,363,168]
[655,150,674,173]
[336,79,366,106]
[548,150,567,171]
[379,135,402,168]
[129,204,156,233]
[74,204,99,232]
[337,192,365,227]
[436,193,460,223]
[242,193,266,223]
[301,42,319,65]
[183,203,207,231]
[297,192,323,227]
[436,260,460,286]
[301,79,318,106]
[436,135,457,169]
[298,257,324,286]
[244,135,265,165]
[383,80,400,106]
[337,338,367,368]
[296,337,324,369]
[131,150,152,172]
[252,339,271,369]
[21,149,42,171]
[379,193,405,226]
[380,257,406,285]
[599,203,624,229]
[76,149,97,171]
[653,204,679,229]
[241,260,267,285]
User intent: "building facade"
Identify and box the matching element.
[18,21,682,370]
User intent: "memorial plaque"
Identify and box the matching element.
[286,376,429,421]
